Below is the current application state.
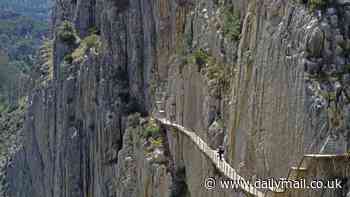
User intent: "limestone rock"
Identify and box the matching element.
[207,120,225,149]
[307,27,324,57]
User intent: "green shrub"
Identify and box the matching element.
[206,58,233,94]
[84,34,102,50]
[57,21,77,45]
[88,26,100,35]
[309,0,328,10]
[71,45,86,63]
[144,118,160,138]
[71,34,102,63]
[0,101,7,113]
[150,137,163,147]
[222,9,241,41]
[194,49,209,66]
[186,49,233,94]
[64,54,73,64]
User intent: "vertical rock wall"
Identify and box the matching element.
[229,0,350,182]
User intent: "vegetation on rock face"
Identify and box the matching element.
[206,59,233,95]
[30,40,53,90]
[64,54,74,64]
[193,49,209,66]
[58,21,78,45]
[71,34,102,63]
[222,8,241,41]
[88,26,100,35]
[188,48,233,95]
[141,117,167,166]
[150,137,163,148]
[39,40,54,80]
[143,118,161,138]
[309,0,328,10]
[84,34,102,50]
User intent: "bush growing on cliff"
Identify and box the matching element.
[309,0,328,10]
[71,34,102,63]
[187,49,233,95]
[143,118,160,138]
[206,58,233,95]
[150,137,163,148]
[193,49,209,66]
[57,21,77,45]
[222,8,241,41]
[0,100,7,113]
[64,54,73,64]
[88,26,100,35]
[84,34,102,50]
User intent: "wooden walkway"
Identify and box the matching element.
[153,86,347,197]
[155,117,267,197]
[155,116,350,197]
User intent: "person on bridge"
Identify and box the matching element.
[218,145,224,161]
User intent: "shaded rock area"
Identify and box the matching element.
[114,114,172,197]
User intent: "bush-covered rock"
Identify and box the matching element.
[71,34,102,63]
[193,49,209,66]
[222,8,241,41]
[143,118,161,138]
[57,21,78,45]
[309,0,329,10]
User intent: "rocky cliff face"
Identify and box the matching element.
[3,0,350,197]
[230,0,350,177]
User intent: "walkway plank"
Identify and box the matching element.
[155,117,266,197]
